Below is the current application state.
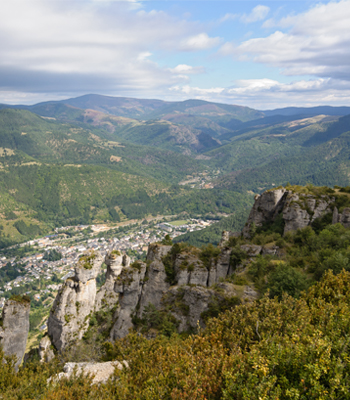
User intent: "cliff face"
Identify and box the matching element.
[47,239,260,349]
[137,244,172,317]
[0,297,30,370]
[241,187,346,238]
[47,186,350,349]
[47,250,103,351]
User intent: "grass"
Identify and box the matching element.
[168,220,190,226]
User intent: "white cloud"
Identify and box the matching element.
[241,5,270,23]
[179,33,222,51]
[0,0,218,100]
[223,0,350,82]
[220,13,239,23]
[170,64,205,75]
[170,78,350,109]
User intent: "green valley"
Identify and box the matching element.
[1,94,350,249]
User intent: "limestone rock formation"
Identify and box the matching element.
[46,185,350,345]
[0,297,30,370]
[50,360,128,385]
[208,247,231,286]
[242,187,335,237]
[39,336,55,363]
[137,244,171,316]
[219,230,240,247]
[240,244,262,257]
[242,189,287,238]
[48,250,103,351]
[163,282,245,332]
[47,239,260,343]
[164,285,216,331]
[110,261,146,340]
[174,253,208,286]
[334,207,350,228]
[95,251,130,311]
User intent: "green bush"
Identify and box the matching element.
[199,243,220,269]
[133,303,179,337]
[161,234,173,245]
[267,263,309,299]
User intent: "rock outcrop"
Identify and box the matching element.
[242,187,336,238]
[174,253,208,287]
[48,250,103,351]
[45,185,350,347]
[48,240,260,345]
[242,189,287,238]
[95,251,130,311]
[50,360,128,385]
[137,244,171,316]
[208,247,231,286]
[333,207,350,228]
[0,297,30,370]
[39,336,55,363]
[110,261,146,340]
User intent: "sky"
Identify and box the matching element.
[1,0,350,109]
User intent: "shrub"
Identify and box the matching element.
[161,234,173,246]
[267,263,308,299]
[229,245,248,271]
[9,294,30,304]
[78,252,96,270]
[133,303,179,337]
[199,243,220,269]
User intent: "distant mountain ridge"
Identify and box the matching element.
[1,94,350,247]
[263,105,350,117]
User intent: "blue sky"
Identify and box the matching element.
[1,0,350,109]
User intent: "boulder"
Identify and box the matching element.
[262,245,279,256]
[243,286,259,301]
[240,244,262,257]
[50,361,128,385]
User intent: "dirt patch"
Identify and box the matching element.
[0,148,15,156]
[110,155,122,162]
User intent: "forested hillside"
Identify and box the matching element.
[1,95,350,249]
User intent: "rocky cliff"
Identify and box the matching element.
[46,185,350,350]
[46,240,260,350]
[47,250,103,351]
[0,296,30,370]
[242,185,350,238]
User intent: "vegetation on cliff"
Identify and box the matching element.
[1,270,350,398]
[2,184,350,397]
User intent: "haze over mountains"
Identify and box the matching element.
[1,94,350,247]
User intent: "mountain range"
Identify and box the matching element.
[1,94,350,247]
